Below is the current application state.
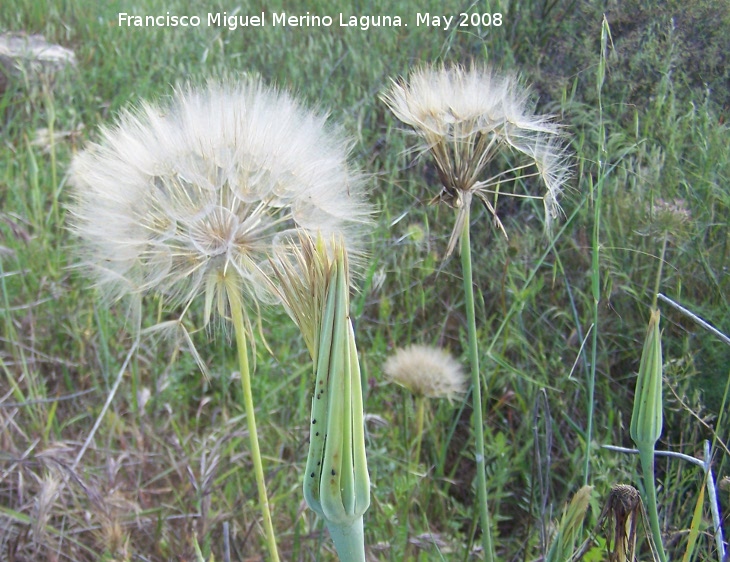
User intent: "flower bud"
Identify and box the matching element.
[302,246,370,561]
[630,308,663,448]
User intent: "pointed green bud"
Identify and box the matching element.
[630,308,663,448]
[302,245,370,561]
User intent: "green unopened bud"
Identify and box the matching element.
[630,308,663,448]
[629,308,668,562]
[303,247,370,561]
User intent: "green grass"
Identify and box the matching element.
[1,0,729,560]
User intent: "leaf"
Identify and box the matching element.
[681,480,705,562]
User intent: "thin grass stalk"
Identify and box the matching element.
[44,84,59,232]
[682,476,705,562]
[460,207,495,562]
[584,16,611,485]
[0,259,43,429]
[652,235,668,310]
[72,331,139,470]
[227,282,280,562]
[703,441,726,561]
[656,293,730,347]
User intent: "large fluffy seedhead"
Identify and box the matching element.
[383,344,466,401]
[69,80,372,327]
[382,64,570,255]
[383,65,556,143]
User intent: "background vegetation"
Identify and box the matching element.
[1,0,729,560]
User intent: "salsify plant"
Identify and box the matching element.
[271,233,370,561]
[383,63,570,561]
[69,79,372,561]
[629,307,667,562]
[383,344,466,470]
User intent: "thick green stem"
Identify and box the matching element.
[638,448,668,562]
[412,396,426,472]
[326,517,366,562]
[460,211,495,562]
[229,292,280,562]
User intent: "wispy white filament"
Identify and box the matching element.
[69,79,372,325]
[383,64,570,253]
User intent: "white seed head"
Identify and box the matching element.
[383,65,556,142]
[383,344,466,401]
[69,80,372,325]
[382,64,570,249]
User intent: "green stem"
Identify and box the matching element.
[412,396,426,472]
[652,233,669,310]
[326,517,366,562]
[638,448,668,562]
[585,173,601,486]
[229,291,280,562]
[585,16,611,486]
[460,209,495,562]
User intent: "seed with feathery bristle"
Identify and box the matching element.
[382,64,570,257]
[69,79,372,329]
